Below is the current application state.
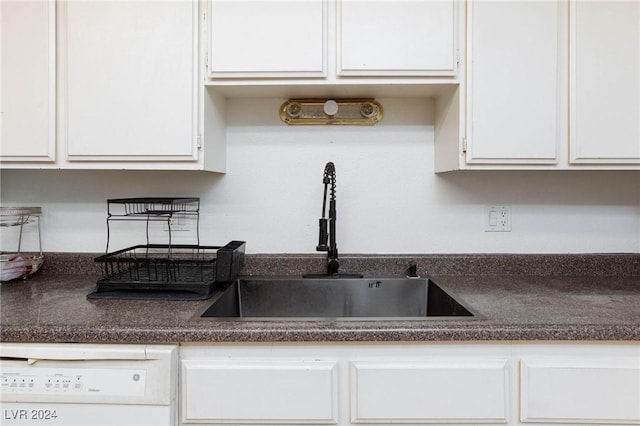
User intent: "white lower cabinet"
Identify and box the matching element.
[520,358,640,424]
[179,343,639,426]
[350,360,508,423]
[181,359,338,423]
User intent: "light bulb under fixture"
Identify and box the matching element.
[323,100,339,116]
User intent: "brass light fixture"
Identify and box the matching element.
[279,98,383,125]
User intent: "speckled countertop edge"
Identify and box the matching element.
[1,253,639,343]
[5,323,637,344]
[41,252,640,277]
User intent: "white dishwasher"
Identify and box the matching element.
[0,343,177,426]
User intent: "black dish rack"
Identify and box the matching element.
[88,198,245,300]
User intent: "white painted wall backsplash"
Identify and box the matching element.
[1,98,639,253]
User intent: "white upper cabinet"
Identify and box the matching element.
[435,0,639,171]
[62,0,199,162]
[1,0,225,172]
[465,0,563,164]
[0,0,55,162]
[208,0,326,78]
[337,0,457,76]
[206,0,458,82]
[569,0,640,164]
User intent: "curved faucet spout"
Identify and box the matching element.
[306,162,362,279]
[317,162,336,253]
[318,162,343,276]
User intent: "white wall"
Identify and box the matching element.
[1,98,639,254]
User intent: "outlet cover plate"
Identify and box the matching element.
[485,205,511,232]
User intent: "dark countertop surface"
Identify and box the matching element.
[1,253,638,343]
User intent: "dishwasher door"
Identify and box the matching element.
[0,343,177,426]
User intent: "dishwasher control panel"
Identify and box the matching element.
[1,368,146,398]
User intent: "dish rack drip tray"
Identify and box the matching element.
[89,241,245,300]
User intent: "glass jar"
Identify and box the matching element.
[0,207,44,282]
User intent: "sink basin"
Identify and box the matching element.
[199,276,476,320]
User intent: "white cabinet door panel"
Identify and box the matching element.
[208,0,326,78]
[181,359,338,423]
[337,0,456,76]
[0,0,55,162]
[466,0,562,164]
[350,359,509,423]
[63,0,197,161]
[521,358,640,424]
[570,0,640,164]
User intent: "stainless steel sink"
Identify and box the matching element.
[199,276,477,320]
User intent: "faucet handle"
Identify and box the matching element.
[316,218,329,251]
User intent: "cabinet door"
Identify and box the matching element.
[337,0,457,76]
[0,0,55,162]
[63,0,198,161]
[208,0,326,78]
[350,360,509,423]
[569,0,640,164]
[181,359,338,423]
[521,358,640,424]
[466,0,563,164]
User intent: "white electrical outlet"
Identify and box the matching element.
[485,205,511,232]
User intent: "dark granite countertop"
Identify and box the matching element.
[1,254,639,343]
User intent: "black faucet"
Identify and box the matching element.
[316,162,339,274]
[307,162,362,278]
